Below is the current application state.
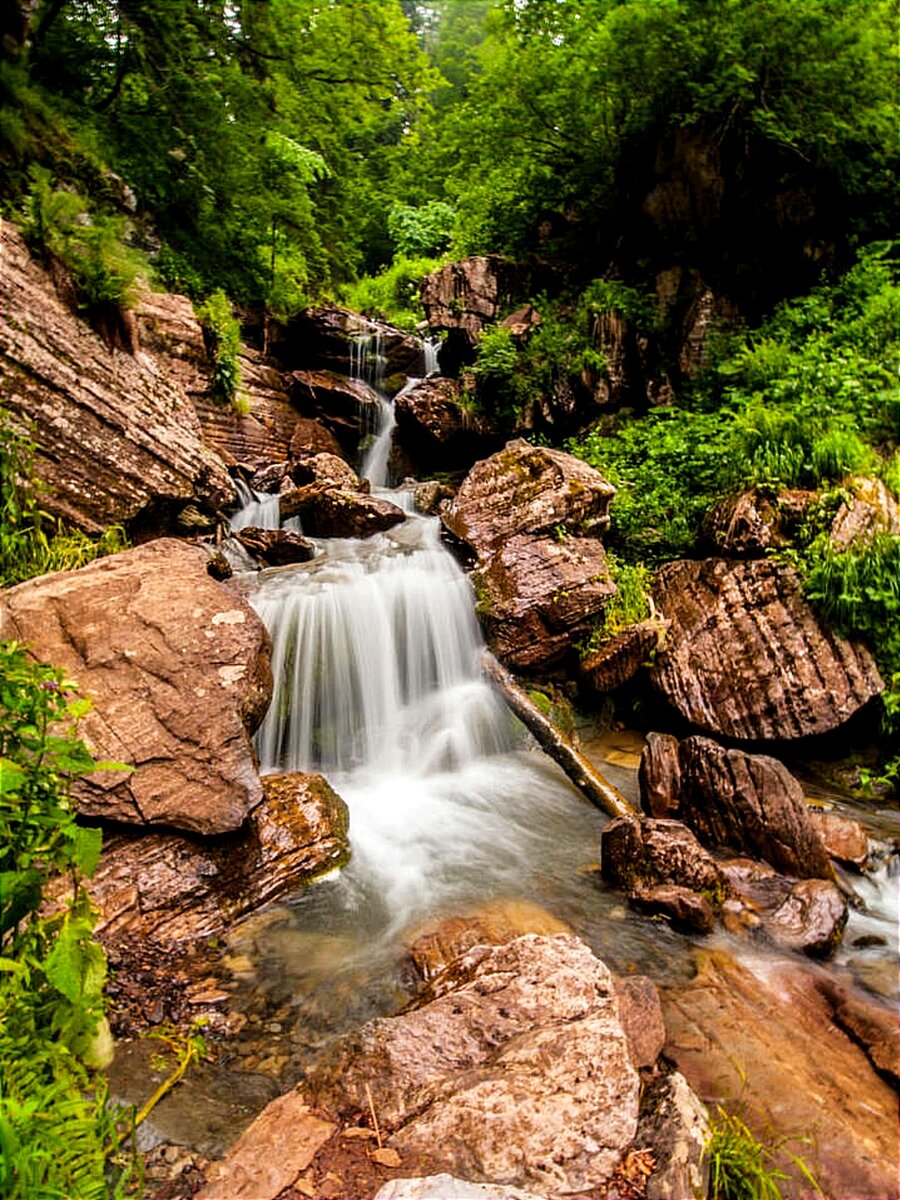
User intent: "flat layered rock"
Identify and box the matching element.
[78,773,349,944]
[473,533,616,670]
[444,439,615,560]
[0,225,234,532]
[0,538,271,833]
[650,558,883,741]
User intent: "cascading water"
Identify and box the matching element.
[229,478,281,531]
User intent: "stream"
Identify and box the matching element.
[215,332,898,1103]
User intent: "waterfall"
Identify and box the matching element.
[229,478,281,531]
[424,334,440,377]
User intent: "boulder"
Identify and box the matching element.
[289,416,345,460]
[444,439,615,561]
[637,732,682,820]
[675,736,834,879]
[394,375,500,472]
[375,1178,532,1200]
[662,951,899,1199]
[808,810,869,870]
[234,527,315,568]
[0,224,234,533]
[0,539,271,833]
[291,451,362,491]
[830,476,900,548]
[701,488,805,557]
[290,369,385,457]
[580,620,663,693]
[650,558,883,740]
[635,1069,710,1200]
[281,485,405,538]
[472,533,617,671]
[629,884,716,934]
[74,773,349,944]
[766,878,848,957]
[601,816,726,902]
[613,975,667,1070]
[310,934,641,1195]
[421,257,524,372]
[413,479,456,516]
[405,899,572,984]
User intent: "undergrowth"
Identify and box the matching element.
[704,1105,822,1200]
[0,642,141,1198]
[195,290,245,410]
[0,407,129,588]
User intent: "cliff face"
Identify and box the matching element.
[0,221,235,533]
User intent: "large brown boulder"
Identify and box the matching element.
[662,951,899,1199]
[650,558,883,740]
[421,257,522,349]
[310,934,641,1195]
[0,224,234,532]
[472,533,616,671]
[641,735,834,879]
[444,439,615,561]
[280,484,405,538]
[65,773,349,944]
[290,369,384,458]
[700,488,813,557]
[0,539,271,834]
[274,305,425,383]
[580,620,664,694]
[394,375,500,472]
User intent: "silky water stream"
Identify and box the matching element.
[217,346,898,1091]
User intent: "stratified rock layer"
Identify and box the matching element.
[79,773,349,943]
[650,558,882,740]
[444,439,615,560]
[0,539,271,833]
[0,224,234,532]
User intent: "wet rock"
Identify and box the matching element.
[816,976,900,1090]
[601,816,726,901]
[421,256,524,373]
[767,878,848,957]
[248,460,291,493]
[106,1039,279,1157]
[630,884,716,934]
[614,975,667,1069]
[580,620,663,693]
[196,1091,336,1200]
[275,305,425,382]
[413,479,456,515]
[830,476,900,548]
[650,558,883,741]
[394,375,500,472]
[636,1069,710,1200]
[74,772,349,943]
[235,526,315,568]
[473,533,617,671]
[444,439,615,561]
[290,368,385,457]
[405,899,571,984]
[0,225,234,533]
[676,736,834,879]
[0,539,271,833]
[281,484,405,538]
[289,415,345,460]
[662,950,898,1200]
[291,451,362,491]
[808,810,869,870]
[637,732,682,820]
[310,934,640,1195]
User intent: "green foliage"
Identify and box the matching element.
[19,167,143,313]
[705,1105,822,1200]
[195,290,243,409]
[388,200,455,258]
[803,534,900,788]
[0,408,129,588]
[0,642,139,1199]
[342,254,444,332]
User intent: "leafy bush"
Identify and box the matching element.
[341,254,444,332]
[0,408,129,588]
[0,642,140,1199]
[195,290,243,409]
[19,167,143,314]
[388,201,455,258]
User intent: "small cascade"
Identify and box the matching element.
[229,478,281,531]
[424,334,440,377]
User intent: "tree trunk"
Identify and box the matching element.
[482,650,635,820]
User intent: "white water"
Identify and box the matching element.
[229,478,281,531]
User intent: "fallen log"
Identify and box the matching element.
[482,650,635,820]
